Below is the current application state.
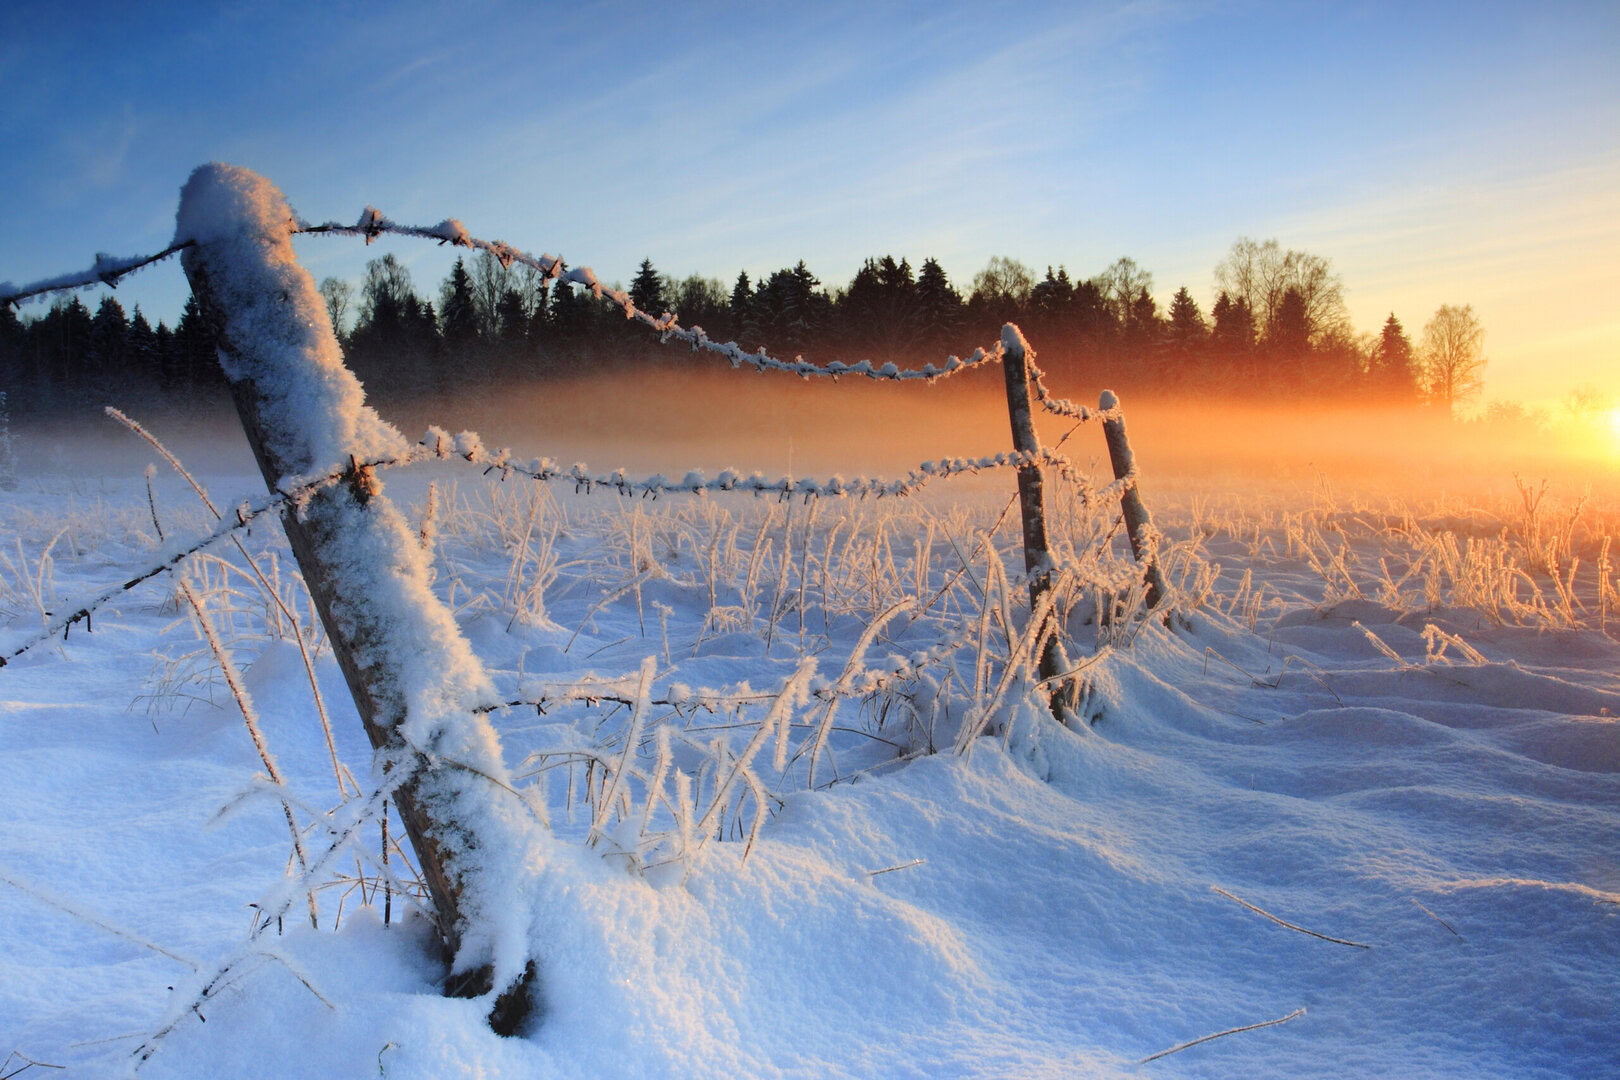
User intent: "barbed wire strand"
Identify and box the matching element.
[1,209,1120,424]
[416,425,1104,500]
[0,454,408,669]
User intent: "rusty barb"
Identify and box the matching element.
[344,454,380,505]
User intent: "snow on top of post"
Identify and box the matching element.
[175,164,409,478]
[1000,322,1031,358]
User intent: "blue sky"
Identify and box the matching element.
[3,0,1616,407]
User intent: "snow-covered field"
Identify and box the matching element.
[2,448,1617,1079]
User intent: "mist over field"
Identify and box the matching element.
[14,363,1615,505]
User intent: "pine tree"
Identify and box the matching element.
[127,306,160,394]
[1070,278,1111,343]
[88,295,129,399]
[839,259,884,349]
[913,257,963,352]
[496,288,528,351]
[439,258,479,357]
[173,293,221,399]
[1371,313,1418,402]
[670,275,729,339]
[349,254,438,398]
[548,278,591,371]
[1125,288,1162,348]
[38,297,95,408]
[630,258,666,315]
[1030,266,1076,340]
[785,261,827,350]
[729,271,758,346]
[1167,286,1207,345]
[1268,285,1312,390]
[1210,291,1256,386]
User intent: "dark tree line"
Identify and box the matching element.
[0,292,227,421]
[2,237,1443,421]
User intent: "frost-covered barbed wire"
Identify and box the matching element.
[420,425,1090,499]
[0,454,407,669]
[299,209,1013,385]
[0,243,197,308]
[489,629,972,718]
[0,418,1132,672]
[1025,355,1122,424]
[3,207,1124,428]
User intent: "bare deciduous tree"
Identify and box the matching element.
[970,256,1034,309]
[1096,256,1153,327]
[318,276,352,337]
[1214,237,1348,345]
[1420,303,1486,413]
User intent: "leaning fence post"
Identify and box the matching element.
[1099,390,1166,610]
[998,324,1067,717]
[176,164,537,1033]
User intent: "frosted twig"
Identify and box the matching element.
[1139,1006,1306,1064]
[109,407,345,797]
[133,773,409,1066]
[1211,886,1371,948]
[0,868,198,969]
[0,1051,67,1078]
[189,583,320,929]
[255,948,335,1009]
[1410,897,1463,939]
[590,657,656,843]
[867,858,925,876]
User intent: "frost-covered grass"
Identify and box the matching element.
[1,459,1618,1078]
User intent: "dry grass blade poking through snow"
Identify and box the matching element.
[1139,1007,1307,1064]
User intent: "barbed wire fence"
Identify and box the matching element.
[1,165,1172,1051]
[0,203,1165,606]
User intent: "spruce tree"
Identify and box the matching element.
[630,258,666,315]
[439,258,480,358]
[1029,266,1076,342]
[1167,286,1207,344]
[88,295,129,402]
[914,257,963,352]
[127,307,160,394]
[1372,313,1418,402]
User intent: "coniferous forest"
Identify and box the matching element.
[1,237,1467,424]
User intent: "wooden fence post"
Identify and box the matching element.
[1099,390,1166,610]
[176,164,536,1034]
[998,324,1067,718]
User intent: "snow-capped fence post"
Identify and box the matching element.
[998,324,1067,717]
[1099,390,1166,610]
[174,164,537,1034]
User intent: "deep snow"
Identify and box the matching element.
[1,458,1617,1079]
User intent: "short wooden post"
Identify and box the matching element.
[1099,389,1166,610]
[177,164,535,1033]
[999,324,1066,716]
